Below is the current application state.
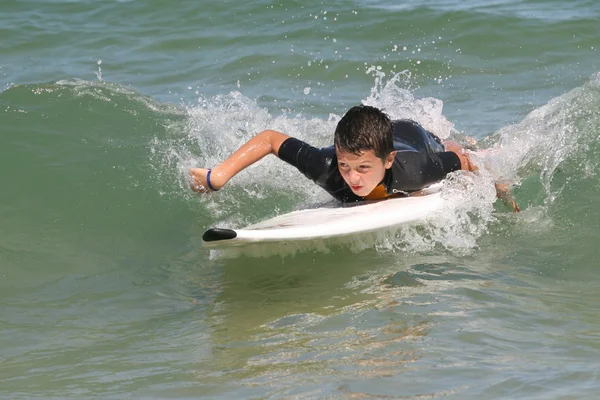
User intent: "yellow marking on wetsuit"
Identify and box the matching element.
[363,183,389,200]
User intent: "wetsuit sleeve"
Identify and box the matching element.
[277,137,331,185]
[394,150,461,191]
[436,151,462,174]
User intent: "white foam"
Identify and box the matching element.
[472,72,600,204]
[363,68,457,139]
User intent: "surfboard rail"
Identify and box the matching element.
[202,184,444,249]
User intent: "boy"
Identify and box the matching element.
[190,105,518,210]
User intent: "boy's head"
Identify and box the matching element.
[334,105,396,197]
[334,105,393,158]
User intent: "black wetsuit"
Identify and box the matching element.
[278,120,461,202]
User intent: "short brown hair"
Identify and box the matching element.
[334,105,393,159]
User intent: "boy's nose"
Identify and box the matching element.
[348,170,361,183]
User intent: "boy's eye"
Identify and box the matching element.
[358,165,371,171]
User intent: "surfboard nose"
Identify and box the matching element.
[203,228,238,242]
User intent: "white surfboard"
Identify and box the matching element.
[202,184,444,249]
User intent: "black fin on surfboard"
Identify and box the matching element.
[203,228,237,242]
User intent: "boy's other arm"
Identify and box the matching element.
[443,140,520,212]
[189,130,290,193]
[442,140,477,172]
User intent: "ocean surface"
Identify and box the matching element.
[1,0,600,398]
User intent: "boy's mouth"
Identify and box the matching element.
[351,185,362,191]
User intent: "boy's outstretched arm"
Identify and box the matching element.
[189,130,290,193]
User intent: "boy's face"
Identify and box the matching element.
[336,149,396,197]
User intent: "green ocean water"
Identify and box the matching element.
[1,0,600,398]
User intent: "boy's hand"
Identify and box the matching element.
[495,181,520,213]
[189,168,213,193]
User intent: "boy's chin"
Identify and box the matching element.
[351,187,371,197]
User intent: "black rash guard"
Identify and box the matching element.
[278,120,461,202]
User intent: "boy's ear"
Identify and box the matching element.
[384,151,396,168]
